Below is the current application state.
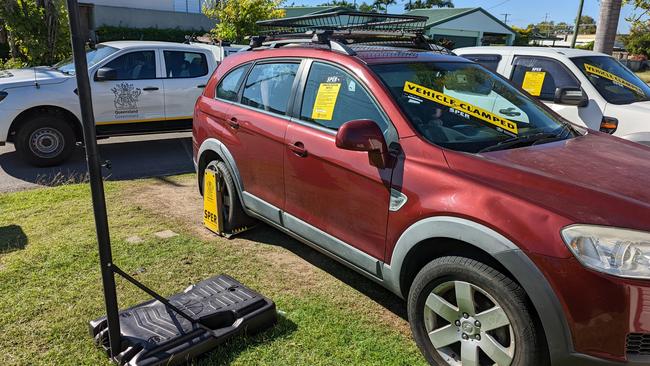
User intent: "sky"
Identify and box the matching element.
[293,0,640,33]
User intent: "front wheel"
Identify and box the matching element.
[205,160,256,232]
[407,256,543,366]
[14,114,75,167]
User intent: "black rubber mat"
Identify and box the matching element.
[89,274,276,365]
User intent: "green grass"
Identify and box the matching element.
[635,70,650,83]
[0,177,426,366]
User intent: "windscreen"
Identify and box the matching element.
[572,55,650,105]
[54,45,119,74]
[371,62,571,153]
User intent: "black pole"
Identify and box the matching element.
[65,0,122,358]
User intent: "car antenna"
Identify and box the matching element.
[33,67,39,89]
[65,1,277,364]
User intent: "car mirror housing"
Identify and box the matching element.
[335,119,389,169]
[554,87,588,107]
[95,67,117,81]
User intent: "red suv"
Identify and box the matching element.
[192,26,650,366]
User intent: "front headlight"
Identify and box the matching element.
[562,225,650,279]
[0,91,7,102]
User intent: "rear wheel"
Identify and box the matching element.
[407,256,542,366]
[205,160,255,232]
[14,113,75,167]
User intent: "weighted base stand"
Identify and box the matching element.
[89,274,276,366]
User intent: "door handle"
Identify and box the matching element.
[197,84,206,88]
[227,117,240,129]
[288,141,308,157]
[143,87,159,91]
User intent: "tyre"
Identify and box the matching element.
[407,256,542,366]
[14,113,76,167]
[205,160,256,232]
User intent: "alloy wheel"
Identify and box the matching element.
[424,280,515,366]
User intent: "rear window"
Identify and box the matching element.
[163,51,208,78]
[216,64,249,102]
[462,54,501,72]
[241,62,299,115]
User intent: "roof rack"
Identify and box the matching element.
[243,10,452,56]
[257,10,428,34]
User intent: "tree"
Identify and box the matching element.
[358,2,377,12]
[578,15,597,34]
[204,0,285,44]
[511,25,534,46]
[404,0,454,11]
[373,0,396,13]
[0,0,70,66]
[319,0,356,8]
[623,0,650,55]
[594,0,623,54]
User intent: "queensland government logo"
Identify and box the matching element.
[111,82,142,117]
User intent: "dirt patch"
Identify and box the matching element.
[123,175,411,335]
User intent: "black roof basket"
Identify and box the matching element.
[244,10,453,55]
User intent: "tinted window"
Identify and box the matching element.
[164,51,208,78]
[242,63,299,115]
[103,51,156,80]
[511,57,580,101]
[462,54,501,72]
[216,64,249,102]
[572,55,650,104]
[372,62,572,153]
[300,62,387,130]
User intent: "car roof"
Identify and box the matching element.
[455,46,609,58]
[100,40,209,51]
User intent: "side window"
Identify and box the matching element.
[462,54,501,72]
[163,51,208,78]
[241,62,299,115]
[216,64,249,102]
[102,51,156,80]
[510,57,580,101]
[300,62,387,130]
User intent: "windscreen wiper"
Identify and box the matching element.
[478,132,564,153]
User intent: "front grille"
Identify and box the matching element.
[627,333,650,356]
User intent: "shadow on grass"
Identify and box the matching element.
[0,224,28,254]
[196,313,297,365]
[238,225,408,322]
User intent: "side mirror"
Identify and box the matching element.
[335,119,389,169]
[95,67,117,81]
[554,87,588,107]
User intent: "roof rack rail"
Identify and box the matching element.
[242,10,453,55]
[257,10,428,34]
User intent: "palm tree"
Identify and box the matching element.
[593,0,623,54]
[373,0,396,13]
[405,0,454,11]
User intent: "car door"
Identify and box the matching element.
[508,56,603,129]
[283,61,394,273]
[226,60,302,222]
[92,49,165,134]
[161,49,212,129]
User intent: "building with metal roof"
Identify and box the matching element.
[405,7,515,49]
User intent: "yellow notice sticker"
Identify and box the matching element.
[311,83,341,121]
[584,64,645,95]
[203,169,220,234]
[403,81,518,136]
[521,71,546,96]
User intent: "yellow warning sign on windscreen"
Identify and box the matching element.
[522,71,546,97]
[311,82,341,120]
[584,64,645,95]
[403,81,518,136]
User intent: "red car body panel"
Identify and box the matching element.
[193,46,650,364]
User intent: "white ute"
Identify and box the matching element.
[455,46,650,146]
[0,40,243,166]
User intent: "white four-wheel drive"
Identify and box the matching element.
[0,40,243,166]
[456,47,650,146]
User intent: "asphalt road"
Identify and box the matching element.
[0,132,194,193]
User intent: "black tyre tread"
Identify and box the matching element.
[407,256,541,366]
[207,160,255,232]
[14,112,75,167]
